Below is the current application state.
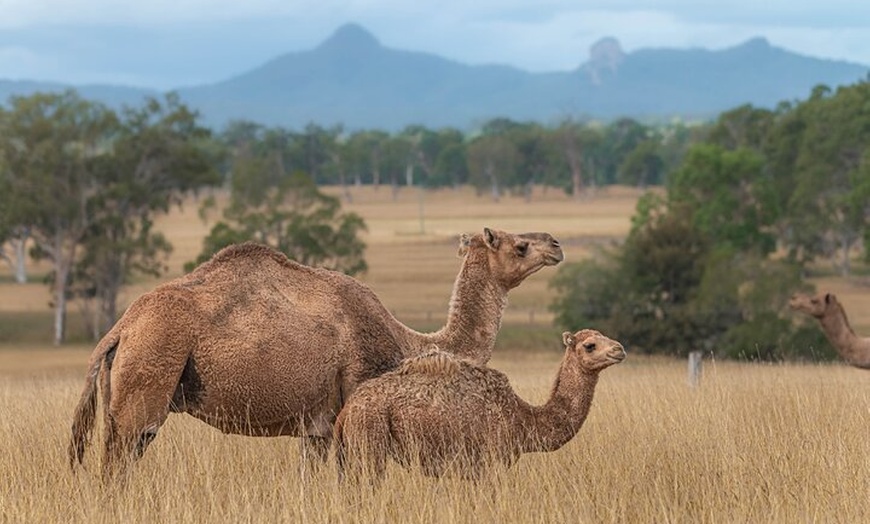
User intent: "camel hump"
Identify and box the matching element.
[396,349,464,377]
[207,242,289,266]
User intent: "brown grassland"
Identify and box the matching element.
[1,185,868,523]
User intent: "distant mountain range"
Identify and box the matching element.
[2,23,867,131]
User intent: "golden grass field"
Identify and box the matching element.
[1,184,869,523]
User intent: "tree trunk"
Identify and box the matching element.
[405,163,414,187]
[371,152,381,190]
[14,237,27,284]
[487,162,500,202]
[53,261,70,346]
[840,235,853,277]
[100,287,118,337]
[569,157,583,199]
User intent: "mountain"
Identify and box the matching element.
[2,23,867,130]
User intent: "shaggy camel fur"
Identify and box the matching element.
[68,227,563,479]
[789,292,870,369]
[334,329,625,480]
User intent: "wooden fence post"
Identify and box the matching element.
[688,350,703,388]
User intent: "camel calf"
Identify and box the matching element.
[334,329,625,480]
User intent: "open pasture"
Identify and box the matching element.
[1,349,867,523]
[0,184,868,522]
[0,184,645,333]
[3,184,868,333]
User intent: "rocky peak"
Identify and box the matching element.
[318,23,381,52]
[586,37,625,85]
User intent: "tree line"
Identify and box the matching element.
[1,80,868,354]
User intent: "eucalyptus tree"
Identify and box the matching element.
[467,118,523,201]
[784,83,870,275]
[618,138,665,188]
[0,90,116,344]
[189,170,367,276]
[668,144,779,255]
[75,93,221,338]
[0,107,31,284]
[345,129,389,189]
[601,118,648,185]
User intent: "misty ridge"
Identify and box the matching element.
[1,22,868,131]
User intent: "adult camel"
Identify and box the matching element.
[789,291,870,370]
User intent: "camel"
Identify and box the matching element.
[68,227,563,479]
[789,292,870,369]
[333,328,625,480]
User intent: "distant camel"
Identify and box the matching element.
[789,292,870,369]
[69,228,563,479]
[334,328,625,480]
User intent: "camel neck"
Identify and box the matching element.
[821,308,870,369]
[428,256,506,364]
[522,361,599,453]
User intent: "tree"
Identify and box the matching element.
[668,144,779,255]
[784,82,870,275]
[0,107,34,284]
[600,118,648,185]
[467,133,519,201]
[74,93,221,338]
[432,141,469,188]
[551,195,806,359]
[552,119,604,198]
[0,90,116,344]
[191,132,368,276]
[344,129,390,189]
[618,139,664,187]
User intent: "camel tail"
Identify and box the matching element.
[68,328,119,469]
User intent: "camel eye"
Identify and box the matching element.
[515,242,529,257]
[583,342,596,352]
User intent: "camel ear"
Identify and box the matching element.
[562,331,575,349]
[825,293,833,304]
[483,227,500,250]
[457,234,471,257]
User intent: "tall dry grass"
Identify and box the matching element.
[2,351,867,523]
[1,184,868,522]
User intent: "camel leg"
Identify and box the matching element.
[100,325,192,482]
[336,437,387,484]
[335,410,389,484]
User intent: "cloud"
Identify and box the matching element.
[0,46,59,80]
[0,1,867,87]
[4,1,870,28]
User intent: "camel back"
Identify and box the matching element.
[396,350,463,377]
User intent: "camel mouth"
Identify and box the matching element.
[608,348,627,363]
[543,252,565,266]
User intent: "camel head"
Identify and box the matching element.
[458,227,564,289]
[789,292,838,318]
[562,329,626,373]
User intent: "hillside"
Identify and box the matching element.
[1,23,867,130]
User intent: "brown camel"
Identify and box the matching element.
[789,292,870,369]
[68,227,563,479]
[333,328,625,480]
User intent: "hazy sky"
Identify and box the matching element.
[2,0,868,89]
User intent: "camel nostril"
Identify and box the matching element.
[551,239,561,248]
